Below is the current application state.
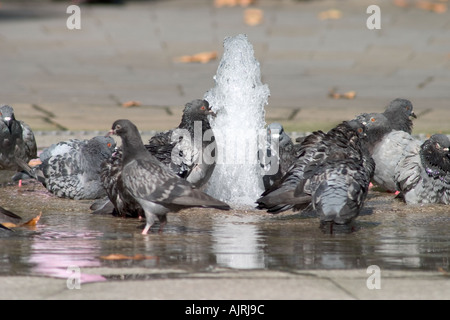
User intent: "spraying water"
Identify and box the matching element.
[204,34,270,207]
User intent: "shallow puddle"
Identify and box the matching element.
[0,181,449,282]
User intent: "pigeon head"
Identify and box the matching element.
[267,122,291,147]
[345,119,366,139]
[110,119,138,137]
[0,105,16,131]
[179,99,214,132]
[383,98,416,134]
[357,113,391,143]
[421,134,450,174]
[88,136,117,157]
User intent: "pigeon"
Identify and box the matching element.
[108,119,230,234]
[382,98,416,134]
[15,136,116,200]
[0,105,37,174]
[395,134,450,204]
[355,99,418,192]
[257,120,374,230]
[93,99,217,217]
[260,123,296,190]
[145,99,216,188]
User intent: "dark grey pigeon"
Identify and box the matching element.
[257,120,374,230]
[260,122,296,190]
[109,119,230,234]
[356,100,419,192]
[395,134,450,204]
[17,136,116,200]
[145,99,216,188]
[382,98,416,134]
[93,99,217,217]
[0,105,37,174]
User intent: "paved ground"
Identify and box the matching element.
[0,0,449,300]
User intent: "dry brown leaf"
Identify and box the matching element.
[122,100,141,108]
[100,253,157,260]
[22,212,42,227]
[2,212,42,229]
[1,222,17,229]
[244,8,263,26]
[328,88,357,100]
[393,0,410,8]
[174,51,218,64]
[214,0,254,7]
[318,9,342,20]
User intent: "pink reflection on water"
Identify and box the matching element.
[29,228,106,283]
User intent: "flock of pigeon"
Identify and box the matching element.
[0,98,449,234]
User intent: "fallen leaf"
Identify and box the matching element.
[1,222,17,229]
[244,8,263,26]
[393,0,410,8]
[174,51,218,64]
[1,212,42,229]
[100,253,157,260]
[214,0,254,7]
[22,212,42,227]
[328,88,356,100]
[318,9,342,20]
[122,100,141,108]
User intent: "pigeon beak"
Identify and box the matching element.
[3,117,12,132]
[411,111,417,119]
[105,129,115,137]
[207,106,217,117]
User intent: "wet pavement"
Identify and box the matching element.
[0,0,450,300]
[0,180,449,299]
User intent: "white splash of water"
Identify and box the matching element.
[204,34,270,207]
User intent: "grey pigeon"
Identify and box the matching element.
[382,98,416,134]
[17,136,116,200]
[93,99,217,217]
[108,119,230,234]
[355,99,418,192]
[145,99,216,188]
[257,120,374,230]
[260,123,296,190]
[0,105,37,174]
[395,134,450,204]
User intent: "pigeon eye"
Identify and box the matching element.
[200,105,206,111]
[358,128,363,134]
[107,143,112,148]
[370,117,375,122]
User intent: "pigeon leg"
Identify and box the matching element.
[141,211,157,235]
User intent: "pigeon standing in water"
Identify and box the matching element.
[395,134,450,204]
[260,123,296,190]
[355,98,418,192]
[257,120,374,231]
[108,119,230,234]
[0,105,37,176]
[93,99,217,217]
[15,136,116,200]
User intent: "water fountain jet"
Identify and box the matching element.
[204,34,270,208]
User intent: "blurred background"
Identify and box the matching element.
[0,0,449,134]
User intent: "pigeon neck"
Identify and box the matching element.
[121,131,148,165]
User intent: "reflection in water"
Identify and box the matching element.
[0,183,449,278]
[212,215,265,269]
[29,228,106,283]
